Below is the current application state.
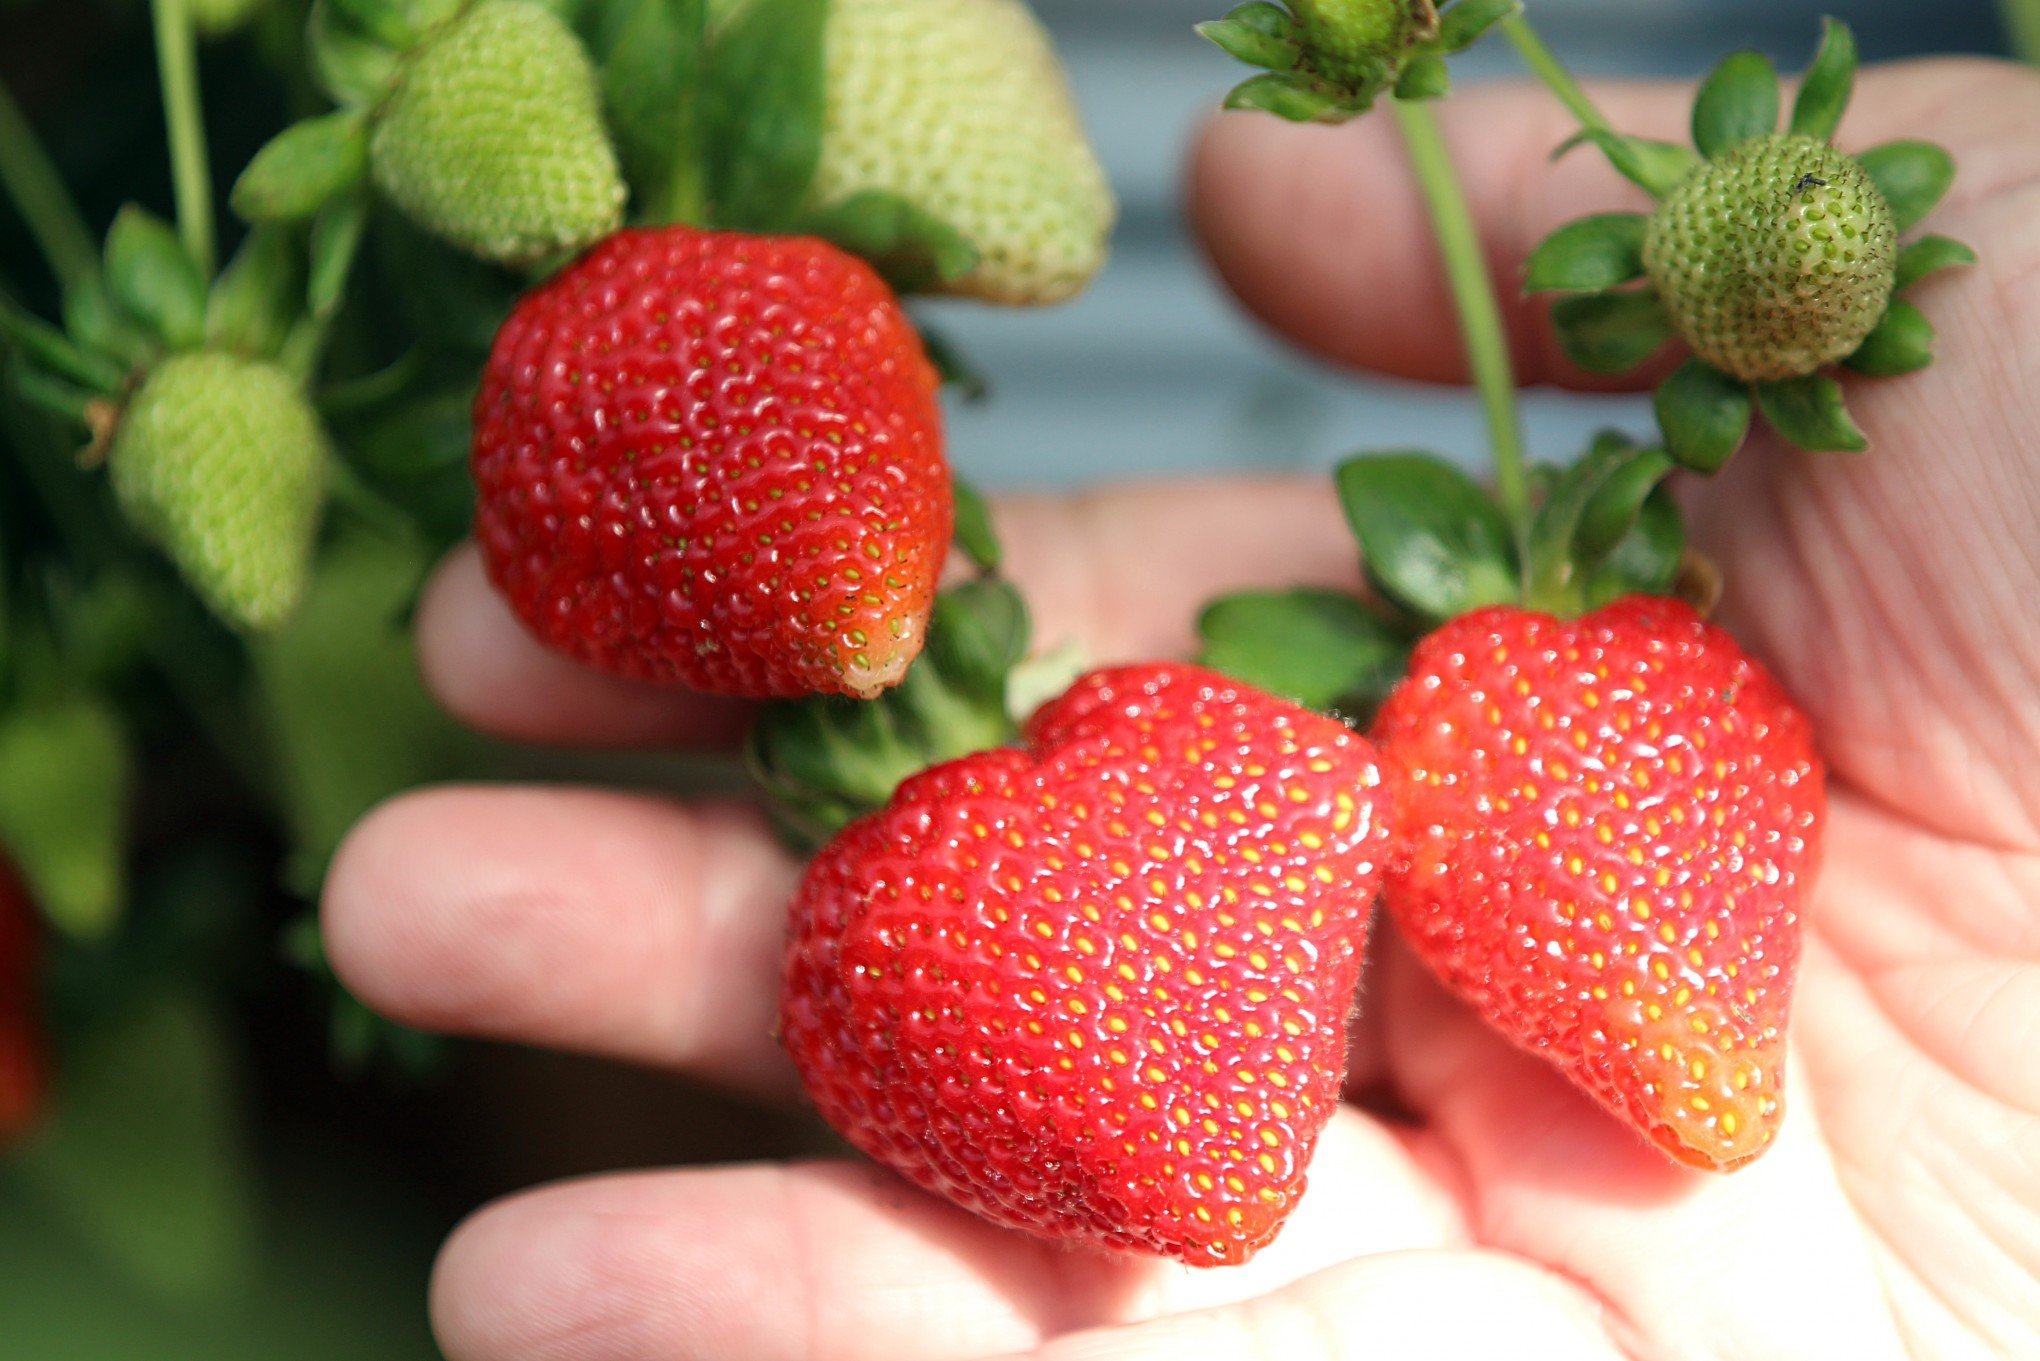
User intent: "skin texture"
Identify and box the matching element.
[321,62,2040,1361]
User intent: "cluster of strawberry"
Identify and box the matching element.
[455,20,1911,1274]
[0,0,1957,1264]
[474,202,1827,1258]
[447,1,1966,1268]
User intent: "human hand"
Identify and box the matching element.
[322,60,2040,1360]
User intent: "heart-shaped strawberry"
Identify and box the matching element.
[780,663,1392,1265]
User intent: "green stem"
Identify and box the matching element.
[152,0,215,277]
[1499,12,1615,137]
[0,81,97,292]
[2004,0,2040,61]
[1390,98,1532,547]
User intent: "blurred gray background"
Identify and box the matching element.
[926,0,2011,488]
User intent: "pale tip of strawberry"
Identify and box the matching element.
[1631,1011,1786,1172]
[835,615,926,700]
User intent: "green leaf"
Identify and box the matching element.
[1894,234,1976,292]
[1551,290,1672,373]
[0,698,128,942]
[1336,452,1518,622]
[951,479,1001,571]
[205,226,303,358]
[1858,140,1956,232]
[1654,358,1753,473]
[1223,72,1343,122]
[1394,55,1451,101]
[1789,17,1858,142]
[1585,485,1685,607]
[1434,0,1520,54]
[703,0,828,229]
[308,191,369,321]
[1845,299,1934,377]
[103,206,207,351]
[1523,213,1648,293]
[0,293,126,393]
[60,278,154,370]
[252,532,477,887]
[1524,431,1661,601]
[1575,444,1675,562]
[13,989,257,1303]
[800,191,980,294]
[308,0,402,106]
[600,0,708,225]
[1692,51,1780,158]
[1756,373,1868,452]
[1196,5,1302,70]
[1566,129,1700,199]
[924,578,1031,707]
[230,111,370,224]
[1196,589,1406,713]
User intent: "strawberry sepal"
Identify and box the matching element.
[1200,0,1512,124]
[1526,20,1968,470]
[750,579,1032,850]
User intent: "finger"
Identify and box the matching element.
[323,785,800,1097]
[418,476,1357,747]
[428,1113,1465,1361]
[1189,59,2039,390]
[980,1251,1630,1361]
[1372,927,1908,1361]
[417,544,755,748]
[1692,169,2040,849]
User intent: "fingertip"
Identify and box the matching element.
[321,785,565,1037]
[320,788,438,1017]
[430,1182,663,1361]
[416,544,754,749]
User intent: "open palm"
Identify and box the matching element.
[323,62,2040,1361]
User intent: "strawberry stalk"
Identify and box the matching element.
[1496,11,1615,142]
[1390,97,1531,552]
[151,0,216,277]
[0,82,97,292]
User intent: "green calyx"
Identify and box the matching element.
[1525,19,1972,470]
[1197,439,1690,720]
[1199,0,1518,123]
[748,486,1036,852]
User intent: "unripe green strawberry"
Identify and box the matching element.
[370,0,624,264]
[109,352,328,633]
[1644,134,1897,384]
[1289,0,1437,86]
[716,0,1113,304]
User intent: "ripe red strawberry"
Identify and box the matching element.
[1371,597,1823,1170]
[0,860,46,1144]
[781,663,1392,1265]
[473,225,951,699]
